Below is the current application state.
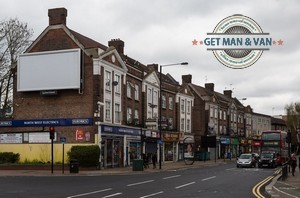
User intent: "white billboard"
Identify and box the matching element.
[17,48,81,92]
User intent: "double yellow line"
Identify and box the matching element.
[252,176,274,198]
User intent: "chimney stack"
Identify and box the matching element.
[147,64,158,71]
[108,39,125,55]
[48,8,67,26]
[205,83,214,92]
[224,90,232,98]
[182,74,192,84]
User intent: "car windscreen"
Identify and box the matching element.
[240,155,251,159]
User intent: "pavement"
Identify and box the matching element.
[0,159,299,198]
[266,167,300,198]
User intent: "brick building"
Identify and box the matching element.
[0,7,195,167]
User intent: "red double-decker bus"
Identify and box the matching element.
[261,130,289,165]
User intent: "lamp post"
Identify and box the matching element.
[238,98,247,105]
[159,62,188,169]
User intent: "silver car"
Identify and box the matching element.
[237,153,256,168]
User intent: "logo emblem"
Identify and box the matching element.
[212,15,265,69]
[192,14,283,69]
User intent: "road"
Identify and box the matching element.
[0,162,276,198]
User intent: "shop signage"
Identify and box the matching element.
[0,118,93,127]
[102,125,140,136]
[220,137,230,144]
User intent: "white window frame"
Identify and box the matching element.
[187,119,190,131]
[127,107,132,122]
[105,100,111,121]
[127,82,131,98]
[181,118,185,131]
[147,88,152,103]
[162,95,166,108]
[105,70,111,91]
[114,103,121,123]
[153,90,158,106]
[181,99,185,113]
[168,118,173,129]
[134,84,139,100]
[115,74,120,94]
[169,96,173,110]
[187,100,191,114]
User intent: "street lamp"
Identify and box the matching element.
[238,98,247,105]
[159,62,188,169]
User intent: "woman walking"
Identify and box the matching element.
[290,153,297,176]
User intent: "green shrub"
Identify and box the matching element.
[67,145,100,167]
[0,152,20,164]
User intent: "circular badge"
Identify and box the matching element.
[213,15,264,69]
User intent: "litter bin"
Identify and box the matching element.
[132,159,144,171]
[70,159,79,173]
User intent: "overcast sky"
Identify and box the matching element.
[2,0,299,116]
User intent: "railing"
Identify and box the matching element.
[281,162,289,181]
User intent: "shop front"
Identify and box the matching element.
[163,132,179,162]
[231,137,239,158]
[220,136,230,158]
[239,138,252,154]
[178,133,194,161]
[251,139,261,154]
[101,125,140,168]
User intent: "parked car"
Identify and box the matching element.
[237,153,257,168]
[258,152,277,168]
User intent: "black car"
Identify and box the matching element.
[258,152,277,168]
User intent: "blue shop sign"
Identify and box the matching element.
[0,118,93,127]
[102,125,140,136]
[220,137,230,145]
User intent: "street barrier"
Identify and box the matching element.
[281,162,288,181]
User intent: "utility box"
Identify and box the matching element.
[69,159,79,173]
[132,159,144,171]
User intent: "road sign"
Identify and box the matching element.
[157,140,163,145]
[60,137,66,143]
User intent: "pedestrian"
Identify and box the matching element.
[152,153,157,169]
[142,153,148,169]
[289,153,297,176]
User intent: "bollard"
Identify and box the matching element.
[281,162,288,181]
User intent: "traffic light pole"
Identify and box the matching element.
[49,126,55,174]
[51,138,54,174]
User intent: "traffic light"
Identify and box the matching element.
[49,126,55,139]
[286,131,291,143]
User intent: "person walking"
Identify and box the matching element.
[152,153,157,169]
[142,153,149,169]
[290,153,297,176]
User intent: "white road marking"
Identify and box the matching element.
[163,175,181,180]
[140,191,164,198]
[102,193,123,198]
[127,180,154,187]
[66,188,112,198]
[272,186,300,198]
[175,182,196,189]
[201,176,216,181]
[226,168,235,171]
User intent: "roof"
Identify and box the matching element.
[69,29,107,50]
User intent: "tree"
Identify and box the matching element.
[0,18,33,118]
[285,102,300,153]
